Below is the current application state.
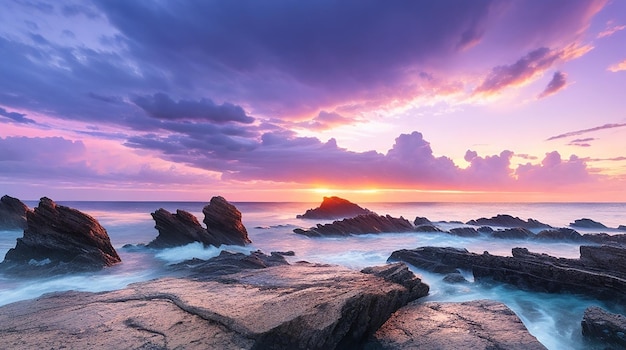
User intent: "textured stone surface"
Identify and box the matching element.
[370,300,546,350]
[0,197,120,275]
[466,214,551,229]
[148,208,213,248]
[294,213,414,237]
[297,196,372,219]
[581,306,626,347]
[0,259,429,350]
[0,195,29,230]
[535,227,583,241]
[202,196,251,246]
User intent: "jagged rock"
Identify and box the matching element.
[580,232,626,245]
[388,245,626,303]
[570,218,607,229]
[466,214,551,229]
[148,209,213,248]
[294,213,414,237]
[0,195,29,230]
[361,262,429,300]
[535,228,583,241]
[449,227,480,237]
[0,197,120,275]
[0,253,429,350]
[371,300,546,350]
[477,226,493,233]
[414,224,443,232]
[491,227,532,239]
[297,196,372,219]
[202,196,251,246]
[413,216,432,226]
[170,250,291,279]
[581,306,626,347]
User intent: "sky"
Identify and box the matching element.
[0,0,625,202]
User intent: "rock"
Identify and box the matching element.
[0,197,120,275]
[414,224,443,232]
[147,208,213,248]
[202,196,251,246]
[570,218,607,229]
[170,250,291,279]
[388,245,626,303]
[535,228,583,241]
[413,216,432,226]
[361,262,429,300]
[466,214,551,229]
[618,225,626,231]
[294,213,414,237]
[580,232,626,245]
[371,300,546,350]
[0,195,29,230]
[297,196,372,219]
[477,226,494,233]
[449,227,480,237]
[442,272,468,284]
[0,254,429,350]
[491,227,532,239]
[581,306,626,347]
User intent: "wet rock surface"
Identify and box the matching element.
[148,208,213,248]
[294,213,414,237]
[297,196,372,219]
[570,218,608,229]
[581,306,626,347]
[466,214,551,229]
[0,197,120,275]
[0,253,429,350]
[0,195,29,230]
[370,300,546,350]
[202,196,251,246]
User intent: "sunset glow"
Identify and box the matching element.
[0,0,625,202]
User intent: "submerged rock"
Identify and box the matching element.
[466,214,551,229]
[0,195,29,230]
[0,253,429,350]
[581,306,626,347]
[202,196,251,246]
[389,245,626,303]
[371,300,546,349]
[294,213,414,237]
[0,197,120,275]
[297,196,372,219]
[570,218,607,229]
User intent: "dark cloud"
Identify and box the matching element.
[546,123,626,141]
[0,107,36,124]
[538,71,567,99]
[568,137,596,147]
[132,93,254,124]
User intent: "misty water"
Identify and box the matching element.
[1,201,626,349]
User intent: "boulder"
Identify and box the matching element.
[466,214,551,229]
[535,228,583,241]
[147,209,213,248]
[388,245,626,303]
[0,195,29,230]
[413,216,432,226]
[490,227,532,239]
[202,196,251,246]
[294,213,414,237]
[0,253,429,350]
[449,227,480,237]
[581,306,626,347]
[297,196,372,219]
[570,218,607,229]
[0,197,120,275]
[371,300,546,350]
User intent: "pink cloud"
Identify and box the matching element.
[515,152,592,188]
[597,23,626,38]
[608,59,626,72]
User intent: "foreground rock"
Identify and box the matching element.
[202,196,251,246]
[371,300,545,350]
[0,197,120,275]
[294,213,414,237]
[0,253,429,350]
[148,208,212,248]
[466,214,551,229]
[297,196,372,219]
[581,306,626,347]
[0,195,29,230]
[389,245,626,303]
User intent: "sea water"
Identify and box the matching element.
[1,201,625,349]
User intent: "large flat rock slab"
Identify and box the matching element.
[0,262,427,349]
[371,300,546,350]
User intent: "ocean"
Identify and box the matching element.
[1,201,625,349]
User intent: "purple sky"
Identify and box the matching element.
[1,0,625,202]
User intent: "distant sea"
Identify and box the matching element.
[1,201,625,350]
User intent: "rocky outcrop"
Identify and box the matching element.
[294,213,414,237]
[148,209,212,248]
[388,245,626,303]
[297,196,372,219]
[413,216,432,226]
[414,224,444,232]
[0,195,29,230]
[0,252,429,350]
[466,214,551,229]
[371,300,546,350]
[202,196,251,246]
[618,225,626,231]
[535,227,583,241]
[570,218,607,229]
[449,227,480,237]
[0,197,120,275]
[581,306,626,347]
[491,227,533,239]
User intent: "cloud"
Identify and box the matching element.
[597,23,626,38]
[515,152,592,188]
[568,137,596,147]
[608,59,626,72]
[538,71,567,99]
[295,111,358,131]
[546,123,626,141]
[0,107,36,124]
